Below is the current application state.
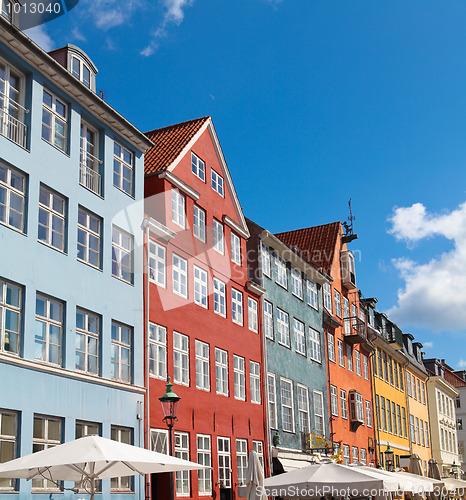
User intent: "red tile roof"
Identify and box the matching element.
[144,116,210,174]
[275,222,341,275]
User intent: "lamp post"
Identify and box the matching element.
[159,377,180,500]
[384,444,394,471]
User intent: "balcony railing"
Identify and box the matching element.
[79,149,102,196]
[0,108,27,149]
[344,316,375,351]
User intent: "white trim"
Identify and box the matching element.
[223,215,249,239]
[377,440,411,452]
[246,280,266,296]
[143,217,176,241]
[159,171,200,200]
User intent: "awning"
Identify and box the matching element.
[279,458,316,472]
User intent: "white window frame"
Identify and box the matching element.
[173,331,189,386]
[309,327,321,363]
[330,385,338,416]
[267,373,278,429]
[149,323,167,380]
[77,206,101,269]
[171,188,185,228]
[110,426,133,491]
[352,447,359,464]
[35,294,63,366]
[362,354,369,380]
[294,318,306,356]
[236,439,248,486]
[174,431,190,496]
[42,89,67,153]
[307,281,318,310]
[323,282,332,313]
[38,185,66,252]
[291,268,303,299]
[365,400,372,428]
[346,344,353,371]
[261,242,271,277]
[0,278,21,356]
[250,360,261,404]
[231,288,243,326]
[148,241,166,287]
[340,389,348,419]
[217,437,231,488]
[338,339,345,367]
[113,141,134,197]
[172,254,188,298]
[248,297,258,333]
[355,350,361,376]
[360,448,367,465]
[334,289,341,318]
[313,390,324,436]
[327,332,335,362]
[231,232,241,265]
[0,410,16,490]
[111,226,133,284]
[253,441,264,469]
[191,152,205,182]
[193,266,208,308]
[276,308,290,347]
[213,278,226,317]
[263,300,273,340]
[79,120,100,195]
[275,256,287,289]
[75,307,100,375]
[197,434,212,495]
[71,55,92,88]
[193,204,206,242]
[297,384,310,433]
[110,321,132,383]
[280,378,295,433]
[233,355,245,401]
[211,169,224,196]
[343,297,350,334]
[32,415,62,490]
[195,340,210,391]
[213,219,224,254]
[215,348,229,396]
[0,163,26,233]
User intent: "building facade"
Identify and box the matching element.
[143,117,268,500]
[246,219,329,472]
[0,14,152,500]
[275,222,376,466]
[452,370,466,475]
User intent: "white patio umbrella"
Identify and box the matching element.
[0,435,209,500]
[263,459,398,498]
[245,450,266,500]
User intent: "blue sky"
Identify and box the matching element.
[27,0,466,368]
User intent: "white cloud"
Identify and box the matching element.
[423,341,433,349]
[387,201,466,331]
[24,25,54,51]
[81,0,143,31]
[458,359,466,368]
[141,0,194,56]
[71,27,86,42]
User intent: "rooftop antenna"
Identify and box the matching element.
[342,198,358,243]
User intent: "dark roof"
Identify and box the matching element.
[144,116,210,174]
[275,222,341,275]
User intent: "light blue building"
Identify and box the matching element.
[246,219,330,472]
[0,13,153,500]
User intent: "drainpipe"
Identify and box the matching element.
[325,325,334,453]
[370,348,381,467]
[143,218,151,500]
[403,359,413,457]
[426,373,434,461]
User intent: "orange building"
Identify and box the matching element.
[276,222,377,466]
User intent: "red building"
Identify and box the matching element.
[143,117,268,500]
[276,222,377,466]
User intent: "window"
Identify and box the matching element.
[263,300,273,340]
[173,254,188,298]
[38,186,66,252]
[215,348,228,396]
[294,319,306,355]
[236,439,248,486]
[0,410,17,490]
[76,308,100,374]
[261,243,271,277]
[392,402,397,435]
[149,241,166,287]
[171,188,185,228]
[253,441,264,469]
[175,432,190,495]
[360,448,367,465]
[313,391,324,435]
[291,268,303,299]
[346,344,353,371]
[330,385,338,416]
[0,0,12,21]
[355,393,364,423]
[268,373,278,429]
[151,428,168,454]
[334,289,341,317]
[281,378,294,432]
[307,281,318,309]
[42,89,67,152]
[0,164,25,232]
[327,333,335,362]
[343,297,350,334]
[149,323,167,380]
[383,351,389,382]
[410,415,415,443]
[250,361,261,404]
[213,219,224,254]
[193,205,206,242]
[195,340,210,391]
[217,437,231,488]
[338,339,344,367]
[234,355,245,400]
[276,308,290,347]
[397,405,402,437]
[194,266,208,308]
[111,427,132,490]
[381,397,386,431]
[377,349,383,379]
[297,385,310,432]
[355,350,361,376]
[79,121,101,195]
[0,59,26,148]
[425,421,429,447]
[0,278,21,355]
[211,170,224,196]
[231,288,243,325]
[197,435,212,495]
[112,226,133,284]
[309,328,321,363]
[71,56,91,88]
[399,364,404,391]
[323,282,332,312]
[77,207,101,268]
[174,332,189,386]
[231,233,241,265]
[248,298,258,332]
[35,294,63,366]
[362,354,369,379]
[366,401,372,427]
[191,152,205,181]
[340,389,348,419]
[343,444,350,466]
[32,416,62,489]
[111,321,132,382]
[388,357,394,385]
[420,420,425,446]
[213,278,226,317]
[76,421,99,438]
[275,256,287,289]
[352,447,359,464]
[402,407,407,437]
[407,372,412,397]
[113,141,134,196]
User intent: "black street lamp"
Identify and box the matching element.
[384,444,394,471]
[159,377,180,500]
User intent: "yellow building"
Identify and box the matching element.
[403,334,431,474]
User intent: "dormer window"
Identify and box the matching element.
[71,56,91,88]
[1,0,13,22]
